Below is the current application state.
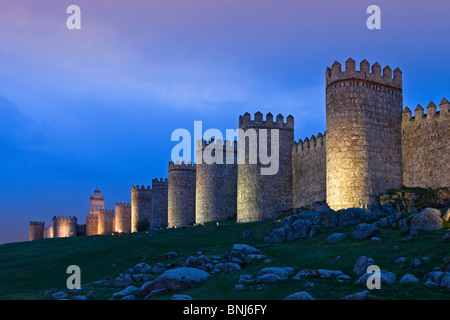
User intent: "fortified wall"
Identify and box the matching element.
[151,178,169,228]
[292,133,327,208]
[28,58,449,240]
[196,139,238,224]
[402,99,450,189]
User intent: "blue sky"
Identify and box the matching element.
[0,0,449,244]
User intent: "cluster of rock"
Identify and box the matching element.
[265,205,449,243]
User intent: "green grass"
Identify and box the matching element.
[0,219,448,300]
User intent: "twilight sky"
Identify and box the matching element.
[0,0,449,244]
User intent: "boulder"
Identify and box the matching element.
[283,291,315,300]
[255,273,282,284]
[257,267,294,280]
[134,263,152,273]
[395,257,406,264]
[341,290,369,300]
[264,228,286,243]
[51,291,68,300]
[353,256,375,275]
[355,272,396,286]
[339,208,369,227]
[151,263,166,274]
[231,244,260,256]
[72,295,87,300]
[411,258,422,268]
[352,223,380,240]
[410,208,444,231]
[114,275,134,287]
[112,285,139,298]
[423,271,446,284]
[399,274,419,283]
[172,294,194,300]
[327,233,346,244]
[317,269,344,278]
[138,267,209,296]
[121,295,136,300]
[214,262,241,273]
[439,274,450,290]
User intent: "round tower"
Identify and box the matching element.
[52,216,77,238]
[196,139,238,224]
[29,221,45,241]
[98,209,114,235]
[86,214,99,236]
[237,112,294,222]
[151,178,169,228]
[325,58,403,210]
[168,161,196,228]
[115,203,131,233]
[131,185,152,232]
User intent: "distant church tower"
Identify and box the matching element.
[89,188,105,216]
[86,188,104,236]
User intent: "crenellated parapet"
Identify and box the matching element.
[402,98,450,189]
[402,98,449,123]
[326,58,402,90]
[168,161,196,172]
[152,178,168,187]
[29,221,45,226]
[239,111,294,130]
[293,132,326,154]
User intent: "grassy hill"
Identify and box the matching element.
[0,217,449,300]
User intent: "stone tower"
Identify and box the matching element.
[115,203,131,233]
[131,185,152,232]
[51,216,77,238]
[89,189,105,216]
[86,214,99,236]
[168,161,196,228]
[29,221,44,241]
[325,58,403,210]
[195,139,238,224]
[237,112,294,222]
[98,209,114,235]
[151,178,169,228]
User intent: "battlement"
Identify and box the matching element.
[239,112,294,130]
[99,209,114,215]
[196,138,238,153]
[29,221,45,226]
[132,185,152,192]
[326,58,402,89]
[168,161,196,171]
[116,202,131,207]
[152,177,169,186]
[293,132,326,154]
[86,214,99,220]
[402,98,449,122]
[52,216,77,222]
